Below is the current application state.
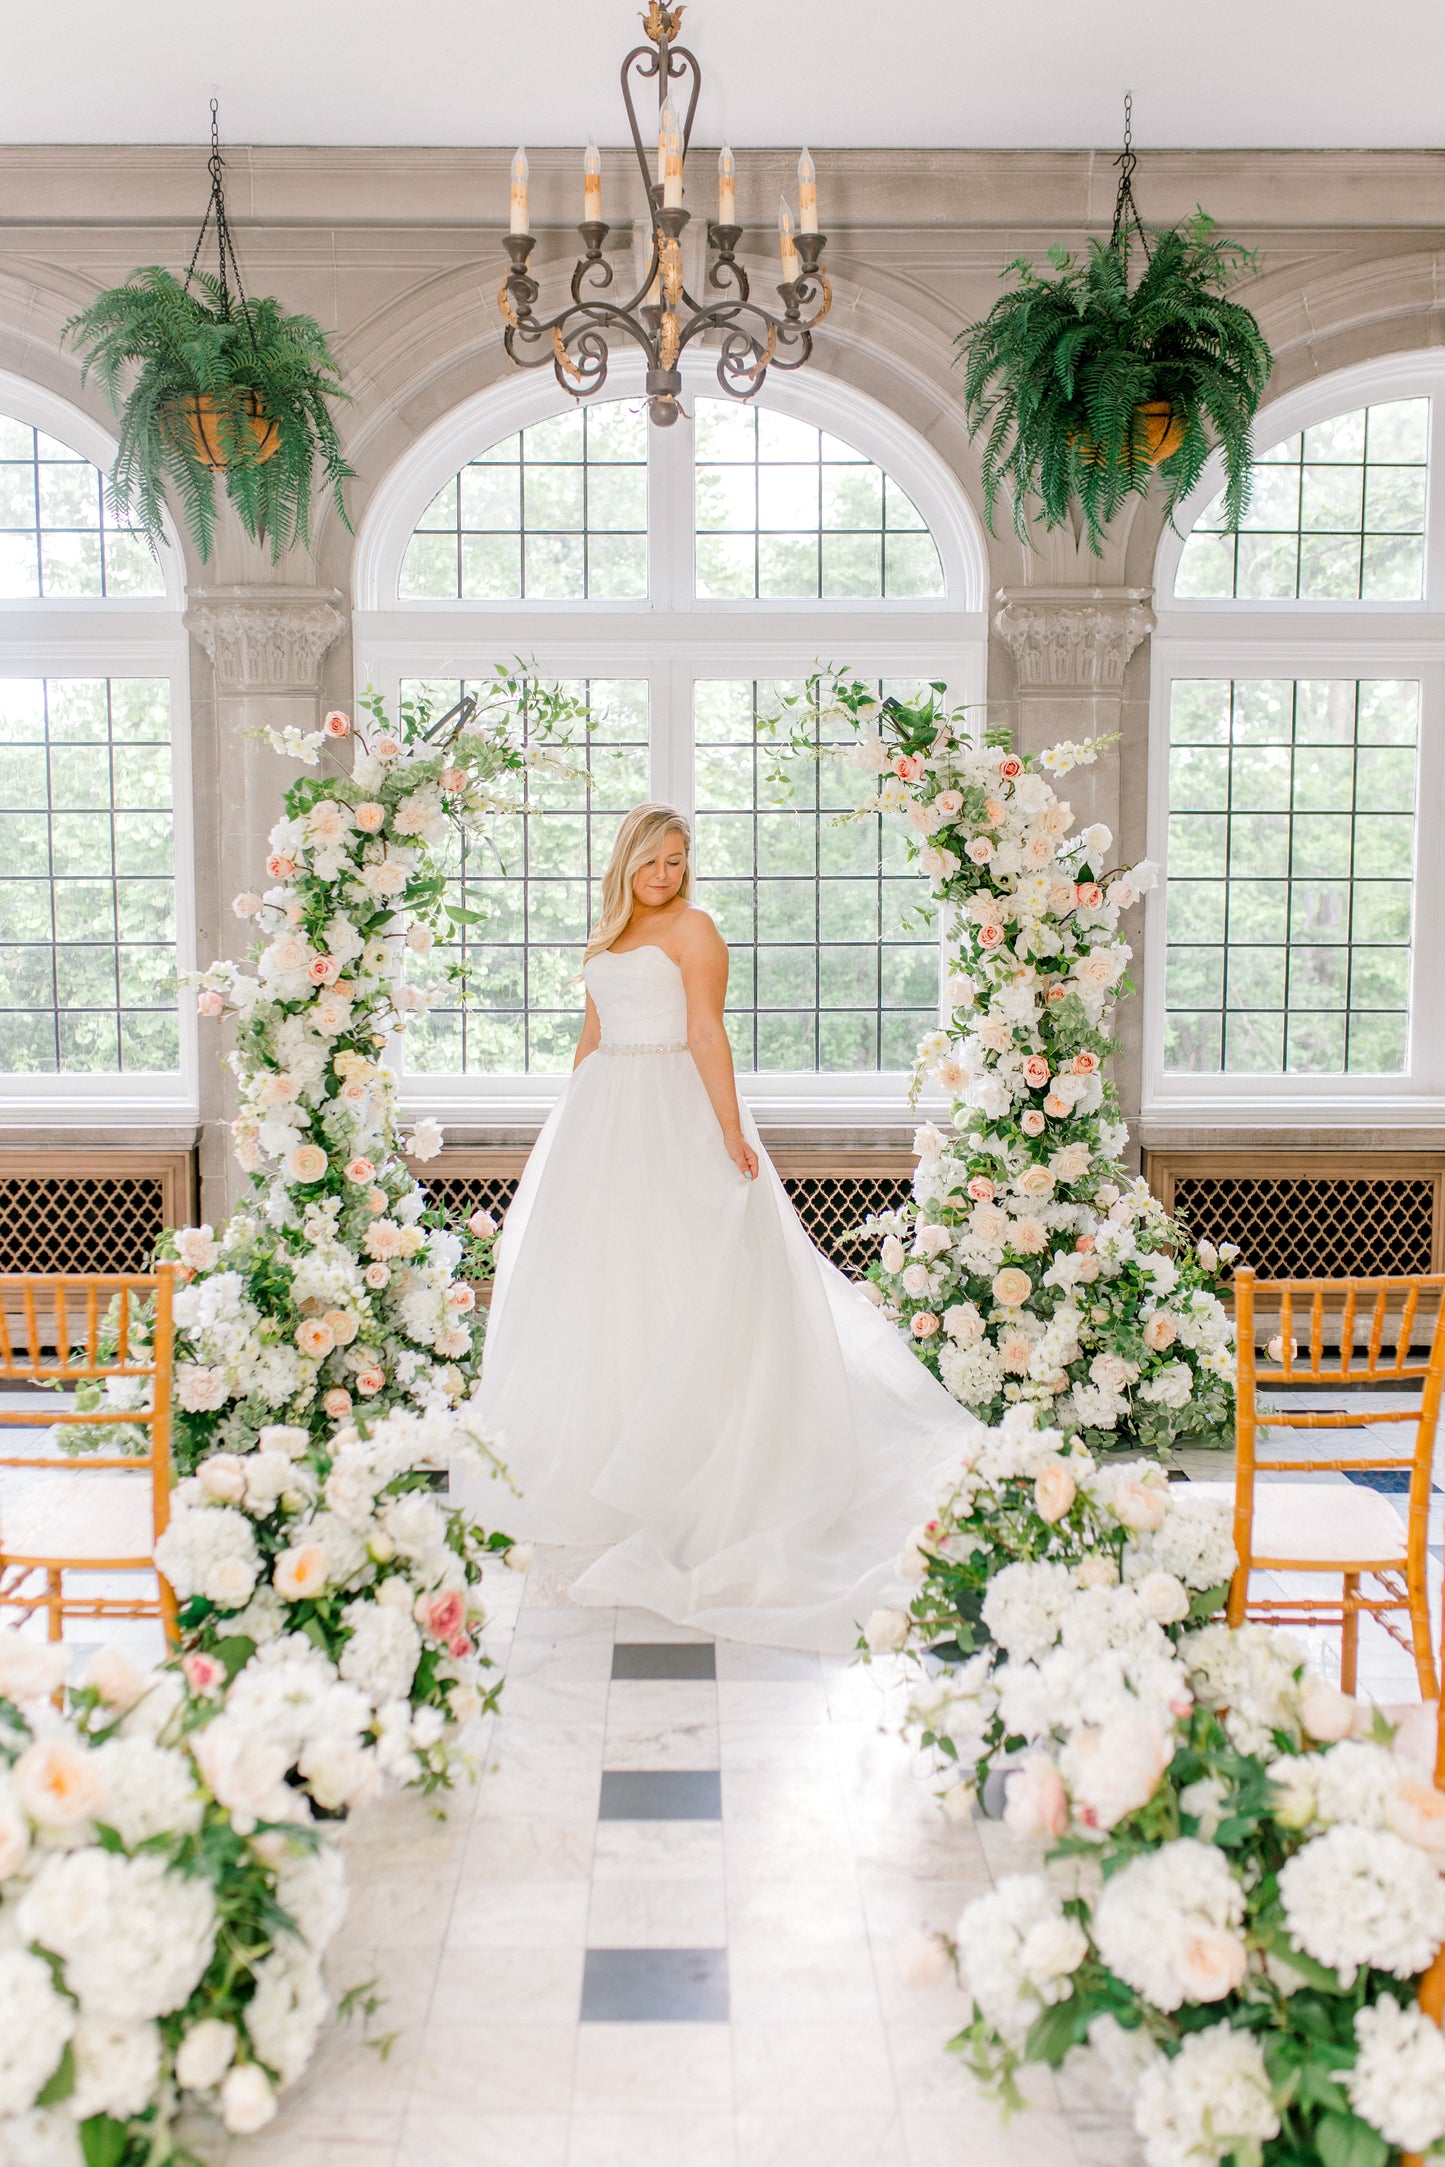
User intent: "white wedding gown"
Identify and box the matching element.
[460,944,979,1652]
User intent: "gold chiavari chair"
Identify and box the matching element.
[0,1266,178,1643]
[1193,1267,1445,1696]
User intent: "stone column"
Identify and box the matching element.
[185,586,347,1222]
[991,585,1157,1166]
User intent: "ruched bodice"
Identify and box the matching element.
[583,945,689,1046]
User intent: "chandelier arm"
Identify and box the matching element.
[620,41,664,207]
[668,46,703,154]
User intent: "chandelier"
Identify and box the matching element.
[497,3,830,425]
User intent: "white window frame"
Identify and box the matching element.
[354,354,988,1127]
[0,371,196,1126]
[1146,351,1445,1128]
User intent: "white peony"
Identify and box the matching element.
[220,2061,278,2134]
[1092,1841,1246,2012]
[91,1736,204,1847]
[1133,2022,1279,2167]
[981,1560,1076,1662]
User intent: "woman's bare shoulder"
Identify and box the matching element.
[671,904,725,955]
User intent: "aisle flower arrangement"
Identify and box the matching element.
[0,1628,350,2161]
[950,1579,1445,2167]
[811,672,1235,1457]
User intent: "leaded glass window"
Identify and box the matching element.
[397,677,648,1073]
[1174,399,1429,603]
[693,680,938,1071]
[693,401,944,600]
[0,418,164,599]
[400,401,648,602]
[0,678,179,1074]
[1164,678,1417,1075]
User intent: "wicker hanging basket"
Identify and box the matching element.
[163,390,281,470]
[1073,399,1187,469]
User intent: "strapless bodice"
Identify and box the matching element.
[583,945,689,1047]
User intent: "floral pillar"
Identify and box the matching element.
[184,586,348,1220]
[992,587,1156,1155]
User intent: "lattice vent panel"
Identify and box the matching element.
[420,1170,914,1282]
[1171,1174,1436,1279]
[0,1176,168,1274]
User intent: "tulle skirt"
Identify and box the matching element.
[458,1047,979,1652]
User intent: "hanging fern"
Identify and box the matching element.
[63,266,354,564]
[959,211,1273,554]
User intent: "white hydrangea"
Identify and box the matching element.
[1092,1841,1246,2012]
[1182,1622,1303,1755]
[69,2017,163,2120]
[981,1560,1077,1661]
[1133,2022,1279,2167]
[957,1873,1089,2048]
[153,1503,261,1608]
[1122,1493,1236,1593]
[1347,1993,1445,2152]
[90,1737,204,1848]
[1278,1824,1445,1980]
[275,1843,349,1951]
[245,1942,330,2086]
[338,1599,422,1706]
[0,1948,75,2116]
[16,1849,217,2019]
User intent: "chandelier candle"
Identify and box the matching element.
[778,197,800,284]
[495,1,831,423]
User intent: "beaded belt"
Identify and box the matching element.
[596,1040,690,1056]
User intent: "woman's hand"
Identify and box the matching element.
[724,1127,759,1181]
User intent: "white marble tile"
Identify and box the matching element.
[604,1678,719,1729]
[567,2113,737,2166]
[733,2021,897,2112]
[727,1877,870,1943]
[610,1607,717,1643]
[510,1605,620,1643]
[461,1817,596,1882]
[727,1934,881,2026]
[591,1819,725,1881]
[481,1718,608,1774]
[717,1720,841,1773]
[572,2023,733,2113]
[398,2113,570,2167]
[429,1944,584,2023]
[223,2135,400,2167]
[505,1633,618,1682]
[443,1877,593,1948]
[717,1680,831,1727]
[722,1807,858,1879]
[602,1717,722,1770]
[472,1762,603,1825]
[736,2112,910,2167]
[410,2021,578,2115]
[585,1876,729,1949]
[498,1674,613,1725]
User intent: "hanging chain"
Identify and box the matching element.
[183,99,256,333]
[1109,90,1151,264]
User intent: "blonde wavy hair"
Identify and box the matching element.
[585,803,693,960]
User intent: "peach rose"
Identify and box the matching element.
[1113,1479,1169,1533]
[287,1143,329,1184]
[344,1157,376,1185]
[1142,1314,1177,1352]
[1022,1056,1050,1089]
[13,1738,109,1829]
[355,1366,386,1396]
[447,1284,477,1312]
[893,754,924,782]
[1034,1464,1077,1523]
[273,1544,330,1600]
[978,924,1005,949]
[1071,1051,1100,1075]
[911,1312,940,1339]
[965,836,994,865]
[266,853,297,879]
[1388,1780,1445,1857]
[1019,1110,1047,1137]
[295,1318,335,1360]
[375,734,403,760]
[967,1177,995,1203]
[1015,1165,1054,1199]
[323,1388,353,1419]
[364,1262,390,1289]
[440,766,467,793]
[992,1267,1032,1308]
[1042,1093,1072,1119]
[935,790,964,818]
[354,802,387,833]
[307,955,339,985]
[197,988,224,1017]
[1075,883,1103,909]
[1177,1928,1248,2003]
[998,755,1023,779]
[324,1309,359,1346]
[322,711,351,738]
[1267,1335,1299,1365]
[1004,1755,1069,1840]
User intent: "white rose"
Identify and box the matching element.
[1135,1571,1190,1625]
[864,1608,910,1653]
[198,1455,249,1504]
[220,2062,277,2134]
[81,1646,151,1711]
[206,1555,259,1608]
[880,1236,906,1275]
[175,2016,239,2093]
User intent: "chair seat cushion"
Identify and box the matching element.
[1188,1478,1408,1568]
[1,1470,155,1563]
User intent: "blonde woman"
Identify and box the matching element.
[468,803,978,1651]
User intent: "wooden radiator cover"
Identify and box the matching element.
[0,1151,197,1275]
[1144,1151,1445,1279]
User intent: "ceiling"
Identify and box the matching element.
[5,0,1444,150]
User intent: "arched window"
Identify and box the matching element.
[1146,356,1445,1129]
[356,361,987,1124]
[0,375,193,1124]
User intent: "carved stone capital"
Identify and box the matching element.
[992,586,1156,693]
[186,586,347,693]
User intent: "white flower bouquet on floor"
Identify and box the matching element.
[795,672,1235,1457]
[0,1629,348,2164]
[945,1581,1445,2167]
[155,1401,507,1795]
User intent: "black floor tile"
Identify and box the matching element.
[581,1946,729,2022]
[598,1770,722,1821]
[611,1641,717,1681]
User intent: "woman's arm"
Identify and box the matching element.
[678,916,758,1180]
[573,990,602,1069]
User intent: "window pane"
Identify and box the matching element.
[1163,678,1417,1076]
[693,400,945,600]
[0,678,179,1075]
[399,676,647,1075]
[692,680,936,1072]
[0,416,163,599]
[1173,397,1429,601]
[399,399,648,601]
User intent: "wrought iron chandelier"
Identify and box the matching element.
[497,2,830,425]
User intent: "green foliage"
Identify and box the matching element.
[64,266,354,564]
[958,212,1273,553]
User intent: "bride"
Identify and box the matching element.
[465,802,979,1651]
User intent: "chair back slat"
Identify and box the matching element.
[1340,1285,1357,1378]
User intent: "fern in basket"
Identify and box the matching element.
[959,212,1273,553]
[64,265,354,563]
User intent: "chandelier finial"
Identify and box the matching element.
[640,2,684,43]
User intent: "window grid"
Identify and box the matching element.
[693,399,946,602]
[399,677,648,1075]
[400,401,648,603]
[693,680,938,1073]
[0,678,178,1075]
[1174,398,1430,603]
[0,418,164,600]
[1163,678,1417,1077]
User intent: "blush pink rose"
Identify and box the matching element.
[967,1177,995,1203]
[1023,1055,1050,1089]
[1005,1755,1069,1840]
[1034,1464,1077,1523]
[1019,1110,1047,1137]
[893,754,924,782]
[323,1387,353,1418]
[440,767,467,792]
[354,802,386,834]
[197,988,224,1017]
[1071,1051,1100,1075]
[183,1652,227,1697]
[998,755,1023,780]
[375,734,403,760]
[911,1312,940,1339]
[355,1366,385,1396]
[978,924,1005,949]
[448,1633,475,1660]
[1076,883,1103,909]
[307,955,339,985]
[323,711,351,737]
[344,1157,376,1185]
[935,790,964,818]
[419,1590,466,1641]
[364,1262,390,1289]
